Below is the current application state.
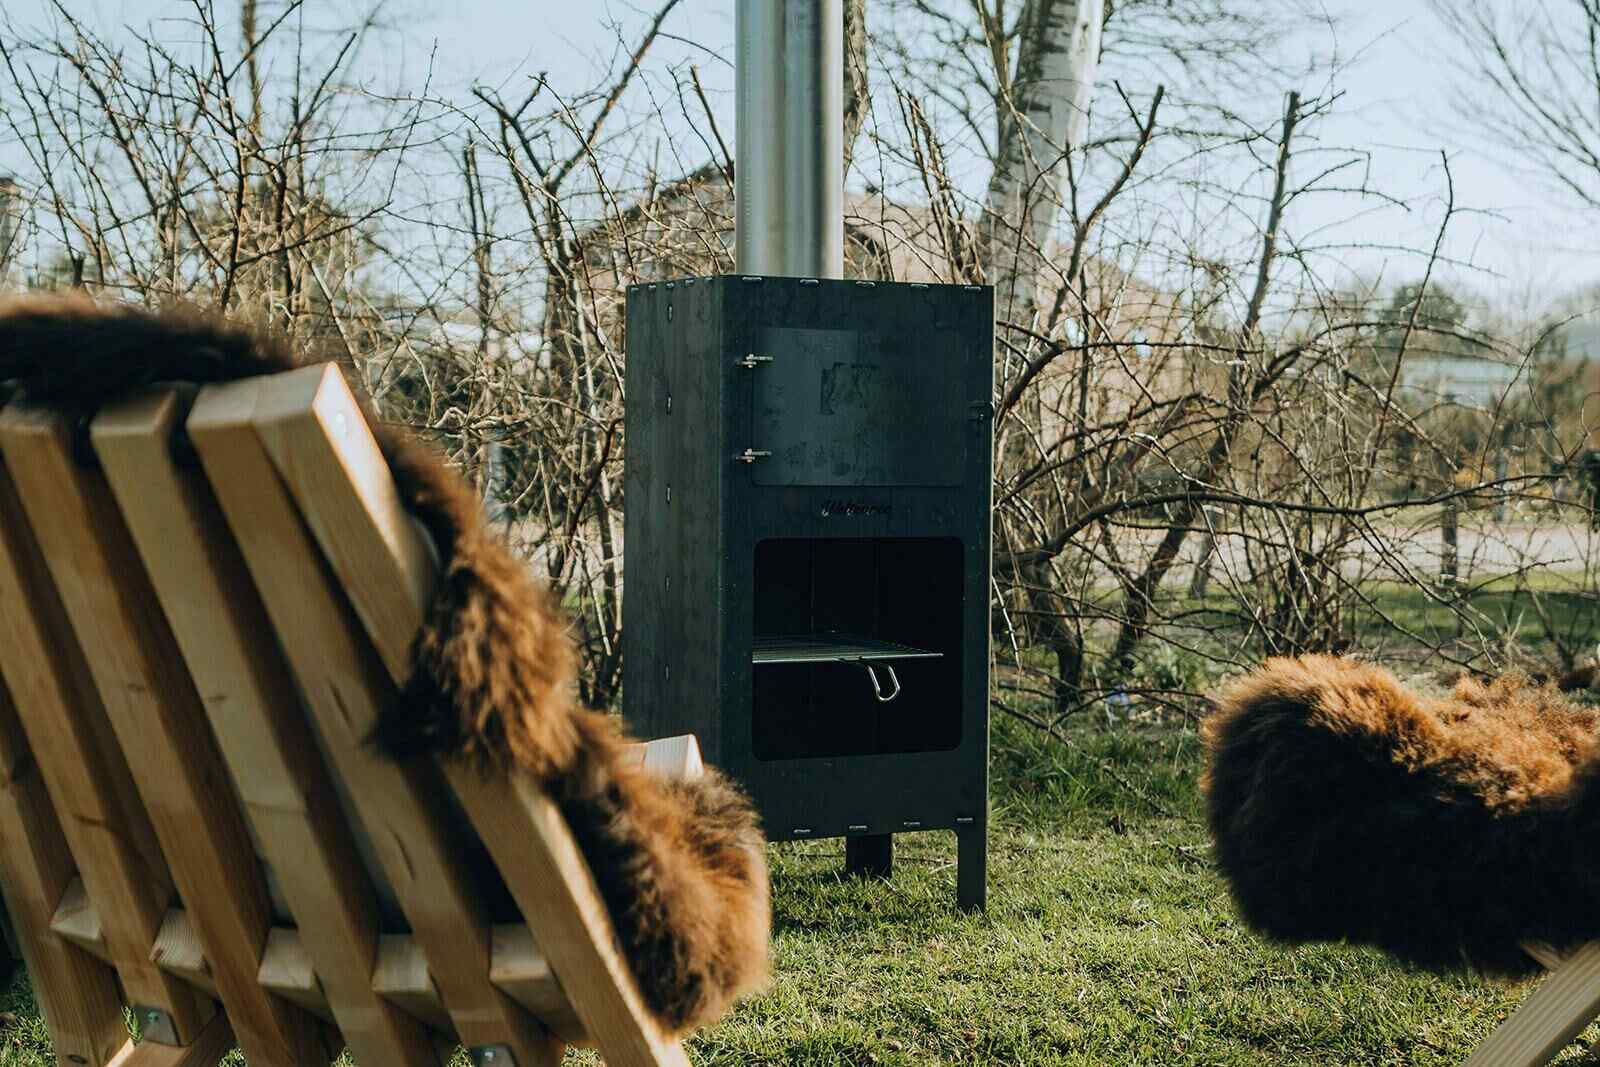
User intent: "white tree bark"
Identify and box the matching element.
[0,177,17,290]
[982,0,1103,327]
[843,0,869,171]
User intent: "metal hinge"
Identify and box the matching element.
[968,400,994,422]
[735,449,772,464]
[737,353,774,369]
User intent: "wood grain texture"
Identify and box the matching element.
[152,910,217,998]
[188,374,558,1066]
[257,929,334,1025]
[250,361,692,1067]
[0,401,327,1066]
[103,388,441,1067]
[374,936,454,1034]
[250,363,434,682]
[108,1013,234,1067]
[620,736,705,782]
[449,771,692,1067]
[490,924,586,1044]
[49,878,106,957]
[1464,940,1600,1066]
[1521,941,1570,972]
[0,427,212,1043]
[56,882,583,1052]
[0,695,127,1066]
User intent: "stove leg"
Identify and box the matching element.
[845,833,893,879]
[956,822,987,911]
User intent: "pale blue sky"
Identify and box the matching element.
[389,0,1600,300]
[7,0,1597,303]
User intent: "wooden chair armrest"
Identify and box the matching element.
[620,735,705,782]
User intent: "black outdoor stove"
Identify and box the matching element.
[622,274,994,908]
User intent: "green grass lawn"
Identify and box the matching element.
[672,720,1582,1066]
[1348,577,1599,652]
[3,716,1591,1066]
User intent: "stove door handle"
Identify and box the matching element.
[862,662,902,703]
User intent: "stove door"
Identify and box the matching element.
[749,325,966,487]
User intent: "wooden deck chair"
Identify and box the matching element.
[0,362,699,1066]
[1463,941,1600,1066]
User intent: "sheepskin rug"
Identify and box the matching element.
[1203,653,1600,974]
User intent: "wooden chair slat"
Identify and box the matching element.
[1464,940,1600,1066]
[0,690,127,1066]
[621,736,706,781]
[0,362,714,1067]
[375,936,455,1034]
[108,1013,234,1067]
[258,929,335,1025]
[250,362,691,1067]
[56,878,585,1052]
[49,878,106,958]
[0,403,326,1066]
[251,364,433,682]
[490,924,587,1044]
[1521,940,1570,972]
[152,910,218,998]
[188,375,560,1067]
[448,771,693,1067]
[98,388,441,1067]
[0,436,213,1044]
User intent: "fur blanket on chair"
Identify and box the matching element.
[0,294,770,1035]
[1203,653,1600,975]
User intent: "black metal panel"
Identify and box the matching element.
[623,278,726,756]
[751,326,965,486]
[623,275,993,909]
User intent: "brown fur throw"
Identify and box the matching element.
[0,294,770,1034]
[1203,653,1600,974]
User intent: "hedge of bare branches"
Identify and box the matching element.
[2,0,1596,724]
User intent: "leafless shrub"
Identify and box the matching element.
[1,0,1593,723]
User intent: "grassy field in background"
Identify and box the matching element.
[2,715,1587,1066]
[672,719,1580,1066]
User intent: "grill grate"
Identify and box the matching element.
[751,632,943,665]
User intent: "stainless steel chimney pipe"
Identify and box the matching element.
[735,0,844,278]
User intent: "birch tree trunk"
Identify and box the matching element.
[843,0,869,172]
[981,0,1103,328]
[0,177,17,290]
